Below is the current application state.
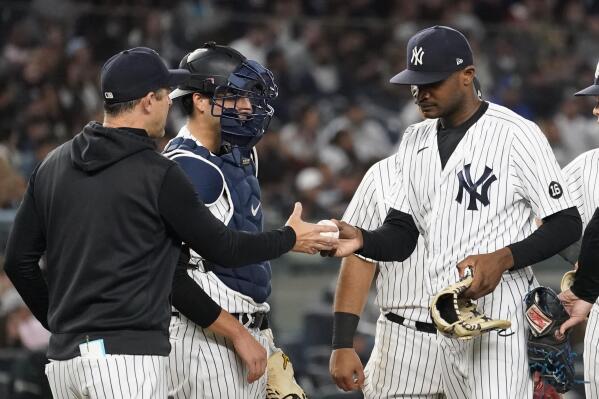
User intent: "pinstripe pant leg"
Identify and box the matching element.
[585,304,599,399]
[46,359,77,399]
[168,317,269,399]
[438,337,470,399]
[75,355,166,399]
[363,316,444,398]
[468,277,533,399]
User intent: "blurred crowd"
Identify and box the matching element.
[1,0,599,397]
[1,0,599,223]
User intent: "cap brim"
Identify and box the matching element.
[574,84,599,96]
[167,69,190,88]
[169,87,195,100]
[390,69,454,85]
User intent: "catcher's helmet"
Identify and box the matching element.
[170,42,278,148]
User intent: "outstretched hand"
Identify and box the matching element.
[320,220,364,258]
[285,203,339,254]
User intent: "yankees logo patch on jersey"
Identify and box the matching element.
[455,163,497,210]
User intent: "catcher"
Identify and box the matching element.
[165,43,306,399]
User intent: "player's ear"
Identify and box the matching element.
[192,93,211,114]
[139,92,154,114]
[462,67,476,87]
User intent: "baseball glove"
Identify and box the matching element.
[266,351,307,399]
[430,270,511,339]
[525,286,576,393]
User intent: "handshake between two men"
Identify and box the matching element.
[310,217,513,301]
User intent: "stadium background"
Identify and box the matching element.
[0,0,598,397]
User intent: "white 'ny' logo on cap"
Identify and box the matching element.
[411,47,424,66]
[104,92,114,99]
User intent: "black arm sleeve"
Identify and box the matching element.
[4,178,49,329]
[508,206,582,270]
[571,207,599,304]
[158,164,296,267]
[171,247,222,327]
[356,209,419,262]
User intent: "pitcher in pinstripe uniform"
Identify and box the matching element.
[163,43,301,399]
[330,153,445,398]
[558,59,599,399]
[327,26,582,399]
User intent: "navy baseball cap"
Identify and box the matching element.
[390,26,473,86]
[101,47,190,104]
[574,60,599,96]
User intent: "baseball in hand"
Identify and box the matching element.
[317,219,339,239]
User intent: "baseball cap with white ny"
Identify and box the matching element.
[390,25,473,86]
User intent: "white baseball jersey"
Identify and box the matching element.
[563,148,599,397]
[46,355,167,399]
[343,155,430,323]
[343,155,444,397]
[563,148,599,230]
[388,101,574,398]
[164,126,270,399]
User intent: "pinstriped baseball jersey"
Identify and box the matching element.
[385,101,572,398]
[562,148,599,398]
[563,148,599,230]
[342,154,430,323]
[389,102,575,294]
[164,126,269,316]
[343,155,444,397]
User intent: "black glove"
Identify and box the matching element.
[525,286,576,393]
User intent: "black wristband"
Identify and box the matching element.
[331,312,360,349]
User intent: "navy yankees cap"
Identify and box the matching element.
[390,26,473,86]
[574,60,599,96]
[101,47,190,104]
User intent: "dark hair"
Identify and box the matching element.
[103,98,142,116]
[179,92,209,117]
[103,89,166,116]
[180,94,194,116]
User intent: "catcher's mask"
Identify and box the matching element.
[171,42,278,148]
[213,59,278,148]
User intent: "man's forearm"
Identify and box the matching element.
[508,206,582,269]
[332,255,376,349]
[572,207,599,303]
[334,255,376,314]
[4,189,49,329]
[357,209,419,262]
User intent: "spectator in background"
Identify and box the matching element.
[320,102,392,165]
[280,104,321,170]
[229,23,272,65]
[554,97,598,164]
